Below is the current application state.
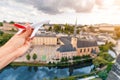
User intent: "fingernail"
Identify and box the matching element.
[27,26,31,31]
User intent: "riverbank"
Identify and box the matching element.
[10,58,93,68]
[55,70,100,80]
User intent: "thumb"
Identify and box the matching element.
[20,26,33,38]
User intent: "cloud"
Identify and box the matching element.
[0,0,120,24]
[15,0,96,14]
[0,0,49,22]
[12,0,120,15]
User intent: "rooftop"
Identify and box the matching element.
[59,37,71,45]
[35,33,56,37]
[57,44,76,52]
[77,39,97,48]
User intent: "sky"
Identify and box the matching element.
[0,0,120,24]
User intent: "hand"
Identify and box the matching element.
[0,25,33,58]
[0,24,33,69]
[0,40,31,69]
[4,25,33,50]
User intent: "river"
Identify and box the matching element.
[0,64,94,80]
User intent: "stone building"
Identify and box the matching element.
[76,39,99,56]
[14,21,99,63]
[57,44,77,59]
[32,34,57,45]
[15,34,99,63]
[31,33,99,61]
[57,37,99,59]
[29,21,99,62]
[94,23,114,33]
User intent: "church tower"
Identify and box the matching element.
[71,18,77,48]
[73,18,77,37]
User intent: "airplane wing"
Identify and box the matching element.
[14,20,50,38]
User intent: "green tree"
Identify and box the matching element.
[99,52,114,62]
[67,76,76,80]
[0,22,3,26]
[0,33,13,46]
[10,28,17,32]
[98,70,108,80]
[54,76,58,79]
[53,24,61,33]
[61,28,64,33]
[61,57,65,62]
[64,57,68,62]
[52,62,56,65]
[0,30,4,36]
[9,21,14,24]
[48,26,52,31]
[99,42,115,53]
[64,24,74,34]
[93,56,108,67]
[26,54,31,60]
[77,29,80,34]
[32,53,37,60]
[62,76,76,80]
[48,61,51,64]
[99,45,109,52]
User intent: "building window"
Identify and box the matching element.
[80,49,82,53]
[88,48,89,52]
[84,49,86,52]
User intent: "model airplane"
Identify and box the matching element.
[14,20,50,38]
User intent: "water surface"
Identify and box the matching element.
[0,65,94,80]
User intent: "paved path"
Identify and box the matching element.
[14,45,60,63]
[78,76,98,80]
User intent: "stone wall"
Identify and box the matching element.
[32,37,57,45]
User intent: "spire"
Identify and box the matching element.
[74,18,77,37]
